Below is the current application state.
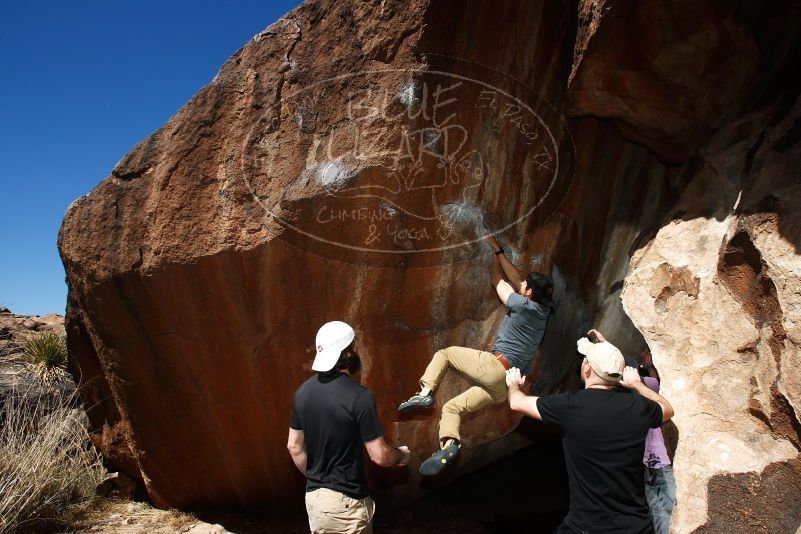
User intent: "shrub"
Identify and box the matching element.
[23,333,68,383]
[0,386,107,533]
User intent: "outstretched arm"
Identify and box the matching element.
[491,249,503,287]
[621,367,674,423]
[492,254,515,305]
[364,437,411,467]
[287,428,307,475]
[488,236,516,305]
[486,235,523,288]
[506,368,542,420]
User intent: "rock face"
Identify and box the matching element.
[621,89,801,532]
[58,0,801,529]
[568,0,797,163]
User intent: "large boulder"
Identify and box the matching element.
[622,92,801,533]
[58,0,801,529]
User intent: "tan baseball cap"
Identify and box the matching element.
[577,337,624,382]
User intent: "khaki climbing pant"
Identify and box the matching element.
[305,487,375,534]
[419,346,508,445]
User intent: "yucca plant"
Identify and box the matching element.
[23,332,68,383]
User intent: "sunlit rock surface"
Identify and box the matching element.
[58,0,801,528]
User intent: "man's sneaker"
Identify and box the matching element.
[398,392,434,413]
[419,442,460,476]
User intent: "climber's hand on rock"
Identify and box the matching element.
[484,234,500,252]
[506,367,525,388]
[620,366,641,388]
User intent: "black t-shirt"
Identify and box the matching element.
[289,372,383,498]
[537,389,663,533]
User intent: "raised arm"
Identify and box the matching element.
[492,254,515,305]
[621,367,674,423]
[506,368,542,420]
[486,235,523,288]
[287,428,307,475]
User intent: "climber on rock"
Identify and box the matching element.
[398,234,554,476]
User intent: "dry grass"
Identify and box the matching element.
[63,497,199,533]
[0,385,107,533]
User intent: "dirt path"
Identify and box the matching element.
[63,500,234,534]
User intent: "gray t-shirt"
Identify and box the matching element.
[492,292,549,373]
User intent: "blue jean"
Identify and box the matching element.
[644,465,676,534]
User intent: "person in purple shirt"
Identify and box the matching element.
[639,351,676,534]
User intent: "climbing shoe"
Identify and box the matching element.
[419,442,460,476]
[398,391,434,413]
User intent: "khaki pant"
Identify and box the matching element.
[419,346,508,444]
[305,488,375,534]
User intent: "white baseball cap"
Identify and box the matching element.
[577,337,625,382]
[312,321,355,372]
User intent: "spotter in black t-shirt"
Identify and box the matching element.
[290,372,383,499]
[537,389,663,534]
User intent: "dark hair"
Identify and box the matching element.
[322,343,361,376]
[525,272,555,309]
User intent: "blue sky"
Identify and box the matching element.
[0,0,301,316]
